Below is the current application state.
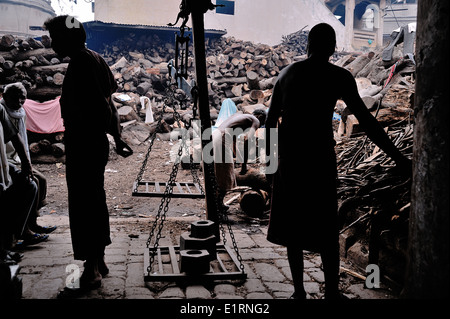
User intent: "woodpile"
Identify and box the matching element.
[336,124,413,284]
[27,131,66,163]
[0,34,66,101]
[204,30,310,109]
[334,43,415,138]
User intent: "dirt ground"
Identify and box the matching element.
[34,136,266,233]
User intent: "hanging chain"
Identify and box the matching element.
[141,19,244,275]
[146,134,185,274]
[203,162,245,273]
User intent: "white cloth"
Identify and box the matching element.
[1,99,30,164]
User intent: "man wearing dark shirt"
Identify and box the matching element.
[265,23,411,299]
[44,15,132,292]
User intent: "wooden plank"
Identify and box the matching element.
[143,245,246,282]
[175,182,184,194]
[224,244,241,272]
[157,248,163,274]
[194,183,202,194]
[132,181,205,198]
[168,246,180,274]
[216,253,228,273]
[132,182,138,194]
[145,271,246,282]
[184,183,193,194]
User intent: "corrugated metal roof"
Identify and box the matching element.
[84,20,226,36]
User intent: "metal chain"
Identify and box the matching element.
[146,137,185,274]
[204,162,246,273]
[140,25,244,275]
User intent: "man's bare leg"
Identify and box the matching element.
[287,246,307,299]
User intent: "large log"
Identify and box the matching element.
[136,81,152,95]
[345,53,373,77]
[51,143,65,157]
[118,105,140,122]
[0,48,58,62]
[246,70,260,90]
[27,86,62,101]
[30,63,68,75]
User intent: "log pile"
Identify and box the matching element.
[333,43,415,138]
[0,34,66,101]
[27,132,66,163]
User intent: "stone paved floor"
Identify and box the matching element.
[15,215,398,301]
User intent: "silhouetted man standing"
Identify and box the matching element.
[265,23,410,299]
[44,15,132,294]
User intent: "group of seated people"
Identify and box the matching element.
[1,82,57,268]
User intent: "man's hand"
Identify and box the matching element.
[21,160,34,179]
[114,138,133,158]
[393,154,413,177]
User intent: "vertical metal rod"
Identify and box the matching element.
[188,0,219,237]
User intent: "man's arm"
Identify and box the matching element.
[266,81,282,130]
[11,133,33,178]
[107,98,133,158]
[342,72,411,168]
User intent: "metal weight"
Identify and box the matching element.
[180,231,216,260]
[190,220,215,238]
[179,249,210,274]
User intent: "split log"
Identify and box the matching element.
[53,72,65,86]
[0,35,15,51]
[118,105,140,122]
[0,48,58,62]
[30,63,68,75]
[51,143,65,157]
[136,81,152,95]
[259,76,277,90]
[2,60,14,70]
[212,77,247,85]
[246,70,260,90]
[345,53,373,77]
[29,142,41,155]
[249,90,264,103]
[27,86,62,101]
[38,139,52,153]
[31,154,66,164]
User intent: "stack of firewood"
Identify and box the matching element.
[336,123,413,284]
[0,34,65,101]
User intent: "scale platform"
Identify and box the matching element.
[132,181,205,199]
[144,244,247,282]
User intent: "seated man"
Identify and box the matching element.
[1,94,40,256]
[2,83,56,242]
[212,109,267,208]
